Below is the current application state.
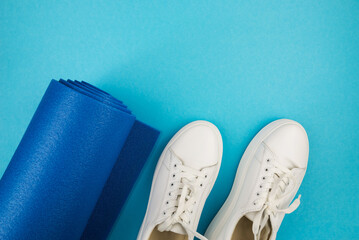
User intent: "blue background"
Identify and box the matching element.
[1,1,358,239]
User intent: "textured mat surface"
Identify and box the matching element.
[0,80,159,240]
[82,120,159,240]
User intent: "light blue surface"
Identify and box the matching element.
[0,1,358,239]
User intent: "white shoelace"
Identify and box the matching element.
[251,159,301,240]
[157,150,208,240]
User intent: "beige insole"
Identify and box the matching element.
[149,227,188,240]
[231,216,271,240]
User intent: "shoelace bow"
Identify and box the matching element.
[252,159,301,240]
[157,150,208,240]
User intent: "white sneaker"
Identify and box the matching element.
[137,120,223,240]
[205,119,309,240]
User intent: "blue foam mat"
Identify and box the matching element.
[0,80,159,240]
[82,120,159,240]
[74,80,125,106]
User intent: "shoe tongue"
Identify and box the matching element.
[168,223,186,235]
[245,211,257,222]
[245,212,272,240]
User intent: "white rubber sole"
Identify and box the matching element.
[204,119,303,239]
[137,120,223,240]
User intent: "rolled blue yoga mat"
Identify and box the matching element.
[0,80,159,240]
[82,120,159,240]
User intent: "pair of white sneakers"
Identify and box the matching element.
[137,119,309,240]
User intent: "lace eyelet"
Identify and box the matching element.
[171,183,174,186]
[174,164,177,168]
[200,184,203,187]
[163,211,166,215]
[166,201,169,204]
[260,185,262,188]
[267,159,270,162]
[169,192,171,196]
[205,175,207,178]
[265,168,268,171]
[253,202,256,205]
[173,174,176,178]
[262,177,265,180]
[257,193,260,196]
